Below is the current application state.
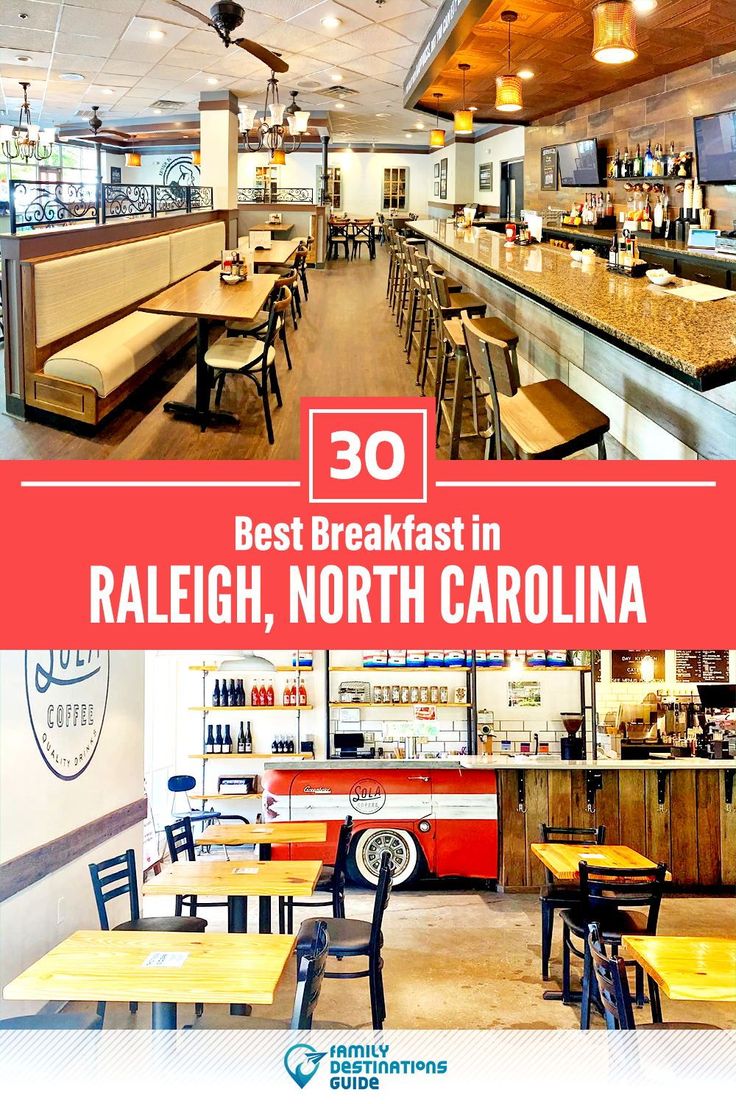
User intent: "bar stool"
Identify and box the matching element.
[419,265,486,396]
[395,233,426,334]
[386,225,400,308]
[461,311,611,460]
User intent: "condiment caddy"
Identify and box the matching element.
[220,249,248,283]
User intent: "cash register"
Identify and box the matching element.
[333,733,376,760]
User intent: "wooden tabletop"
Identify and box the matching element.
[139,268,277,322]
[249,222,295,233]
[3,929,295,1006]
[248,240,298,268]
[142,859,323,898]
[196,821,328,847]
[530,843,667,881]
[622,937,736,1002]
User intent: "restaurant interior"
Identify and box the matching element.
[1,647,734,1031]
[1,0,736,461]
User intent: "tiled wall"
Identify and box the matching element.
[525,52,736,230]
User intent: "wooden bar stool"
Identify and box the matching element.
[461,312,610,460]
[419,265,486,395]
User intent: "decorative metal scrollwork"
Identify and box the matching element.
[102,184,153,221]
[238,187,313,204]
[10,180,98,232]
[189,186,213,210]
[154,184,186,213]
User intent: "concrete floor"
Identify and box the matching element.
[73,879,736,1031]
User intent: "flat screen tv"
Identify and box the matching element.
[693,110,736,183]
[556,138,601,187]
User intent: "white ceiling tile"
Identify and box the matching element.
[298,39,365,65]
[345,0,431,20]
[58,6,133,38]
[339,24,412,53]
[260,24,329,53]
[54,33,115,58]
[52,52,105,73]
[382,9,435,44]
[136,0,206,27]
[0,25,55,51]
[66,0,139,10]
[378,43,419,67]
[289,1,369,38]
[343,56,403,77]
[97,59,155,77]
[0,0,59,33]
[118,15,192,47]
[109,42,173,63]
[243,0,317,17]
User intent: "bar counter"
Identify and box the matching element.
[413,218,736,460]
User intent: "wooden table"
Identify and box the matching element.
[249,240,298,268]
[622,936,736,1007]
[531,843,668,881]
[2,929,295,1030]
[196,821,327,858]
[140,268,277,430]
[248,222,295,235]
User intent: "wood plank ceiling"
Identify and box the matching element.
[417,0,736,124]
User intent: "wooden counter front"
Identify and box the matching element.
[498,767,736,891]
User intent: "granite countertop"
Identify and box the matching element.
[544,222,736,268]
[264,756,733,772]
[413,218,736,388]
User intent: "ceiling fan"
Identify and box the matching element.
[167,1,289,72]
[86,106,131,142]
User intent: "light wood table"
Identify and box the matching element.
[531,843,669,881]
[3,929,295,1030]
[248,222,295,235]
[196,821,328,858]
[249,240,298,268]
[140,268,277,430]
[622,936,736,1007]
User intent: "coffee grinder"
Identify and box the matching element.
[560,713,586,760]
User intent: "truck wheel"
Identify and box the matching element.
[347,828,422,888]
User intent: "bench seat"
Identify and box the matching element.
[43,310,192,398]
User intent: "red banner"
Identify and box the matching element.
[0,398,731,647]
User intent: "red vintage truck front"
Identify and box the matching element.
[262,761,498,886]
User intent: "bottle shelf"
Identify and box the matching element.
[330,701,471,709]
[329,665,465,672]
[188,665,313,673]
[190,705,313,712]
[608,175,689,183]
[190,752,312,760]
[190,792,261,800]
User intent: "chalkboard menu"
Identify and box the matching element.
[611,650,666,682]
[675,650,730,683]
[541,147,557,191]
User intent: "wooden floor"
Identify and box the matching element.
[1,249,465,462]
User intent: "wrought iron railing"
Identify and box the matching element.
[10,180,214,232]
[238,187,314,204]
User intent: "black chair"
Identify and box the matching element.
[327,220,350,261]
[280,816,353,934]
[167,774,248,828]
[351,220,375,260]
[89,848,206,1020]
[165,816,234,919]
[297,849,393,1030]
[0,1013,103,1030]
[538,822,606,980]
[587,923,722,1031]
[561,861,668,1029]
[188,918,345,1029]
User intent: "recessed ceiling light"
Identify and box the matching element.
[633,0,657,11]
[469,106,478,112]
[152,108,162,115]
[376,112,390,117]
[517,69,534,80]
[331,71,342,80]
[147,28,165,40]
[206,77,218,85]
[404,132,412,138]
[16,55,31,63]
[102,88,114,95]
[59,72,85,81]
[334,101,344,109]
[415,122,424,129]
[320,16,342,29]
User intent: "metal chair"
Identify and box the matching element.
[165,816,235,916]
[587,923,721,1031]
[280,816,353,934]
[327,219,350,261]
[0,1013,103,1030]
[168,774,247,828]
[227,278,296,370]
[560,861,668,1029]
[538,823,607,981]
[296,849,393,1030]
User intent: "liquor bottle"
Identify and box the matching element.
[245,722,253,754]
[223,724,233,753]
[215,724,223,754]
[271,739,278,754]
[212,678,221,707]
[266,679,274,707]
[287,739,295,754]
[289,680,298,707]
[643,139,654,177]
[238,679,246,706]
[632,143,643,177]
[654,142,664,177]
[258,680,267,707]
[237,721,246,754]
[251,680,259,707]
[298,680,308,707]
[653,192,664,231]
[282,681,291,706]
[221,679,229,707]
[609,149,619,179]
[608,232,619,266]
[206,724,215,754]
[605,191,614,218]
[620,147,630,178]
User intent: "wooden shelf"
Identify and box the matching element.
[190,793,261,800]
[330,701,471,709]
[330,665,465,672]
[190,752,313,761]
[188,665,313,673]
[189,705,313,712]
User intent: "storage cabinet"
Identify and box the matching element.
[382,167,408,212]
[676,256,730,288]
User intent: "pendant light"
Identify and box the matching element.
[495,11,523,113]
[218,650,275,672]
[192,149,201,166]
[125,151,141,168]
[429,92,445,148]
[270,147,286,166]
[592,1,638,64]
[454,64,473,135]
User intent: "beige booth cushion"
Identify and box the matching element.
[170,222,226,284]
[43,311,191,398]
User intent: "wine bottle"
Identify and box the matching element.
[298,681,308,707]
[271,739,278,754]
[229,679,237,706]
[212,678,221,708]
[266,679,274,707]
[282,681,290,706]
[215,724,223,754]
[206,724,215,754]
[223,724,233,753]
[258,681,267,707]
[289,680,297,707]
[621,147,629,178]
[245,721,253,754]
[238,679,246,706]
[237,721,246,754]
[221,679,229,707]
[251,680,259,707]
[643,139,653,178]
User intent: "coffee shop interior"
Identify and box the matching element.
[1,0,736,461]
[1,647,734,1031]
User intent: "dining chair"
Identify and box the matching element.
[296,849,393,1029]
[280,816,353,934]
[0,1012,103,1030]
[327,219,350,261]
[228,275,297,370]
[168,774,247,829]
[205,288,291,445]
[538,823,607,981]
[587,923,721,1031]
[351,220,375,260]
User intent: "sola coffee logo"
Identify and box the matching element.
[349,778,386,816]
[25,651,110,780]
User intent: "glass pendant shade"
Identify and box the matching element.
[192,148,201,166]
[294,109,310,133]
[429,127,445,148]
[270,147,286,166]
[592,1,638,64]
[454,109,473,135]
[268,102,285,125]
[239,107,256,131]
[495,74,523,112]
[40,127,56,145]
[125,151,141,167]
[0,125,13,141]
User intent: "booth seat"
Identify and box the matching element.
[25,221,225,426]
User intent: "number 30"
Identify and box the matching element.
[330,430,406,481]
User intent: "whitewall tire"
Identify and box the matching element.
[347,827,422,888]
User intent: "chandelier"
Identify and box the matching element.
[239,75,310,163]
[0,82,56,163]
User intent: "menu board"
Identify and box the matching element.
[541,147,558,191]
[478,162,493,192]
[675,650,730,683]
[611,650,665,682]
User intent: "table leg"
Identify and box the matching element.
[258,843,272,861]
[259,895,272,934]
[151,1002,177,1030]
[448,346,468,460]
[228,895,251,1016]
[163,318,240,431]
